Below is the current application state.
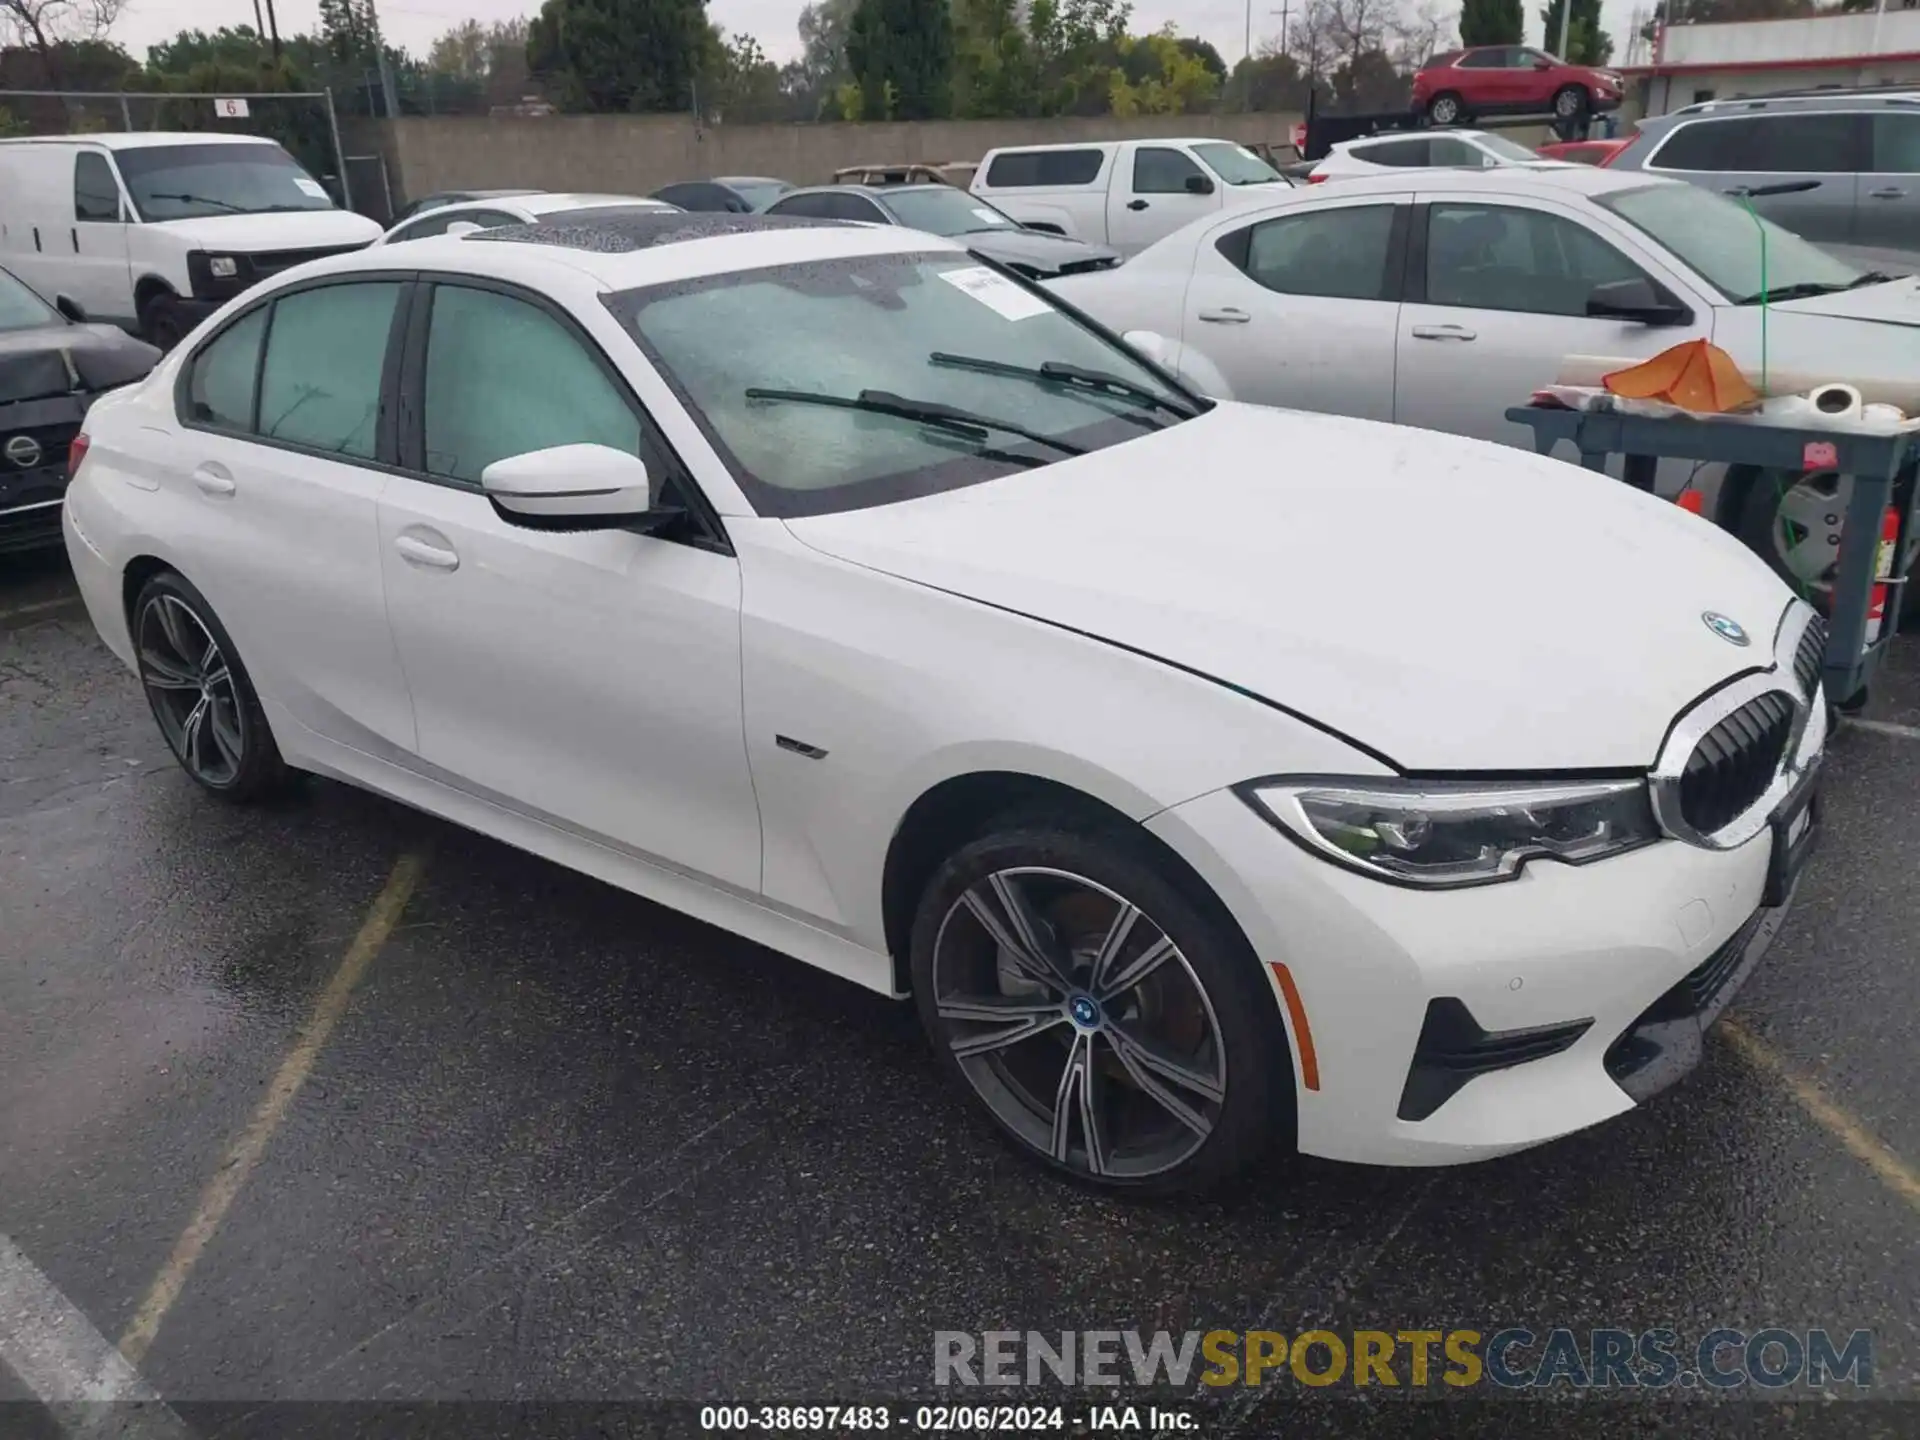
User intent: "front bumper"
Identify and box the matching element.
[0,393,88,554]
[1149,765,1817,1166]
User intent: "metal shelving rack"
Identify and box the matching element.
[1507,404,1918,706]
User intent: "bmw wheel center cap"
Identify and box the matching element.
[1068,994,1102,1029]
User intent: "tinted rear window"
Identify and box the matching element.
[1652,113,1865,173]
[984,149,1105,188]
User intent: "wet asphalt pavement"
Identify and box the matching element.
[5,546,1920,1439]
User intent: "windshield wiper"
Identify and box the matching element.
[1734,280,1861,305]
[1845,270,1906,289]
[929,351,1198,419]
[143,191,248,214]
[743,387,1087,457]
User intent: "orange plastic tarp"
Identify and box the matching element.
[1603,340,1760,414]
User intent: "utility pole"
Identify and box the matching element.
[1556,0,1573,60]
[264,0,283,61]
[252,0,266,42]
[1275,2,1290,57]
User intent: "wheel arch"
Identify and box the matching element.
[121,553,179,633]
[133,274,178,316]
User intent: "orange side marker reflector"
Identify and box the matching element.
[1676,489,1706,516]
[1267,962,1320,1091]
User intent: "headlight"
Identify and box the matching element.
[208,256,238,278]
[1237,777,1659,889]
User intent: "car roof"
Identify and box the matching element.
[710,175,785,185]
[984,137,1225,154]
[1337,128,1502,150]
[513,192,676,215]
[1642,90,1920,129]
[1286,166,1664,200]
[0,131,278,150]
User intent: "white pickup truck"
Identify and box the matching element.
[968,138,1293,255]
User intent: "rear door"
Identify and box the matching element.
[1109,146,1219,252]
[1394,194,1711,447]
[1647,111,1865,246]
[1857,110,1920,255]
[1181,195,1407,419]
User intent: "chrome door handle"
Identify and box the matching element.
[191,464,235,496]
[1868,186,1907,200]
[1411,324,1477,341]
[1197,307,1251,324]
[394,534,459,571]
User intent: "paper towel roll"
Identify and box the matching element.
[1809,382,1864,423]
[1862,402,1907,426]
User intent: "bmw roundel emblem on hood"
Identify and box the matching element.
[1702,612,1749,646]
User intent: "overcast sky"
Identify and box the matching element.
[115,0,1651,72]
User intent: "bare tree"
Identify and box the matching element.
[0,0,123,87]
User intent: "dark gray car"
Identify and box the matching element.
[1610,90,1920,264]
[762,184,1123,278]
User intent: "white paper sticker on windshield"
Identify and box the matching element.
[971,207,1011,226]
[293,176,327,198]
[938,265,1050,321]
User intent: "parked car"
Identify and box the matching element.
[969,139,1291,254]
[390,189,542,225]
[762,183,1122,278]
[832,164,969,187]
[0,133,381,351]
[1309,129,1564,182]
[1536,137,1631,166]
[375,192,681,246]
[0,264,157,552]
[66,211,1826,1191]
[1047,167,1920,617]
[1607,91,1920,263]
[651,177,794,213]
[1414,45,1623,127]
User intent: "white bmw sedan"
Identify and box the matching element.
[62,213,1825,1192]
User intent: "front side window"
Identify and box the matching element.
[256,283,402,458]
[1871,112,1920,172]
[1133,147,1206,194]
[184,306,267,429]
[1238,205,1399,300]
[1457,48,1508,68]
[1425,203,1642,315]
[74,153,122,222]
[766,193,834,220]
[1477,133,1543,163]
[1597,182,1860,302]
[0,267,60,332]
[423,285,641,485]
[1430,136,1493,167]
[115,143,335,221]
[822,193,888,223]
[1192,142,1284,186]
[617,252,1194,517]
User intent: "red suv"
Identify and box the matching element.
[1413,46,1623,128]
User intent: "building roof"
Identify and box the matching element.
[1625,9,1920,75]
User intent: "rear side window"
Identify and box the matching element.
[184,307,267,431]
[983,149,1104,187]
[1225,205,1399,301]
[1871,112,1920,172]
[1653,113,1864,173]
[256,283,404,459]
[74,152,121,222]
[1421,51,1461,70]
[1133,147,1205,194]
[1353,139,1430,167]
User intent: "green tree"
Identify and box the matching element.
[952,0,1038,118]
[1028,0,1131,116]
[526,0,713,113]
[846,0,953,120]
[1458,0,1523,46]
[1229,44,1307,113]
[1539,0,1612,65]
[317,0,381,65]
[1108,27,1219,116]
[706,30,784,121]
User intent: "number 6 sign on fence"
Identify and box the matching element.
[213,97,250,119]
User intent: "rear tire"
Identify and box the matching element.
[1427,92,1464,126]
[908,813,1293,1195]
[131,570,293,803]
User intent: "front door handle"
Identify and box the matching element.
[394,533,460,571]
[1411,324,1477,341]
[1197,307,1251,324]
[1868,186,1907,200]
[1127,199,1149,211]
[191,463,235,497]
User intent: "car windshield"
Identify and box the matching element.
[881,186,1018,236]
[1597,182,1862,302]
[1193,142,1285,185]
[1478,134,1540,162]
[725,179,791,208]
[616,251,1197,518]
[0,267,58,332]
[115,143,335,221]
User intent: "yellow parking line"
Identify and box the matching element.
[118,850,428,1365]
[1720,1018,1920,1216]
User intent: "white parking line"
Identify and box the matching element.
[1844,717,1920,743]
[0,595,81,625]
[0,1233,192,1438]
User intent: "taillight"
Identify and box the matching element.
[67,431,90,480]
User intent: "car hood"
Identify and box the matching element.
[785,405,1793,772]
[147,209,384,251]
[1769,274,1920,328]
[0,321,159,404]
[963,228,1122,274]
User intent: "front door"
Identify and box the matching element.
[70,150,133,324]
[1857,111,1920,255]
[1109,147,1219,253]
[1394,197,1710,448]
[376,278,762,892]
[1180,197,1406,421]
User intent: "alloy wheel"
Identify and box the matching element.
[1555,88,1583,118]
[930,867,1227,1181]
[137,593,247,786]
[1430,97,1460,125]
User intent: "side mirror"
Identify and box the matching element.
[1185,174,1217,196]
[444,220,483,237]
[1586,277,1692,327]
[54,294,87,323]
[1533,58,1553,70]
[480,444,671,530]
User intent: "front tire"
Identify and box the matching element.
[1553,85,1589,120]
[140,292,187,352]
[908,815,1292,1194]
[132,570,291,802]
